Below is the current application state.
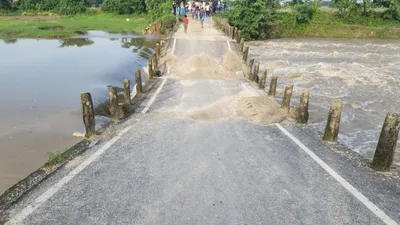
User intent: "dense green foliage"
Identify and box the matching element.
[146,0,172,21]
[227,0,282,40]
[293,3,316,24]
[58,0,86,15]
[222,0,400,40]
[101,0,146,14]
[17,0,91,13]
[160,14,176,33]
[0,0,11,10]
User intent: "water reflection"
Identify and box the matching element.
[0,34,159,193]
[59,38,94,48]
[57,36,157,60]
[2,39,17,44]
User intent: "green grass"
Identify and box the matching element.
[0,13,150,39]
[279,10,400,39]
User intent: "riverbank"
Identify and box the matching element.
[0,13,150,39]
[279,10,400,39]
[216,9,400,39]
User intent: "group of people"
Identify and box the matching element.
[173,1,227,17]
[173,1,227,33]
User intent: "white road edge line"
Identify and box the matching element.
[241,82,250,93]
[141,78,168,114]
[172,38,177,54]
[275,123,398,225]
[227,40,231,50]
[6,77,170,225]
[6,126,133,225]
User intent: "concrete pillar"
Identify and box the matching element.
[239,38,244,52]
[253,62,260,83]
[259,70,267,90]
[80,92,95,137]
[148,59,154,79]
[243,46,249,63]
[297,89,310,124]
[371,113,400,171]
[124,79,131,104]
[109,86,120,120]
[268,76,278,97]
[135,70,143,94]
[155,43,161,60]
[323,100,342,142]
[281,85,293,111]
[248,59,254,80]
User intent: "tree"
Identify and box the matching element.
[0,0,11,9]
[102,0,146,14]
[227,0,281,40]
[58,0,86,14]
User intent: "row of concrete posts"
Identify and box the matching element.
[80,41,163,138]
[214,17,400,173]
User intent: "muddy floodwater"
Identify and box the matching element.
[248,38,400,161]
[0,32,156,194]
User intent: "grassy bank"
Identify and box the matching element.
[217,7,400,39]
[0,13,150,39]
[279,10,400,39]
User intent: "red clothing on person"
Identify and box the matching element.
[184,17,189,24]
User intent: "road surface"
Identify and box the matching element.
[3,17,399,225]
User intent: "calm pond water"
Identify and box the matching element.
[248,38,400,160]
[0,32,157,194]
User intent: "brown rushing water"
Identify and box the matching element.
[0,32,156,194]
[248,38,400,160]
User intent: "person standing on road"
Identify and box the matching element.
[199,7,205,28]
[183,15,189,33]
[172,1,177,15]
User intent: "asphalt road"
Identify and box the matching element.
[3,17,399,225]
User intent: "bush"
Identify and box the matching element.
[101,0,146,14]
[162,14,176,31]
[58,0,86,14]
[227,0,282,40]
[293,3,316,24]
[147,0,172,21]
[335,0,364,21]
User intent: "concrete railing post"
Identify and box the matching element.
[259,70,267,89]
[237,30,241,43]
[243,46,249,63]
[152,56,158,71]
[323,100,342,142]
[124,79,131,104]
[248,59,254,80]
[239,38,244,52]
[135,70,143,94]
[371,113,400,171]
[268,76,278,97]
[253,62,260,83]
[155,43,161,60]
[109,86,120,120]
[232,27,236,40]
[80,92,95,137]
[148,59,154,79]
[297,89,310,124]
[281,85,293,111]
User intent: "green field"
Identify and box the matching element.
[279,10,400,39]
[0,13,150,39]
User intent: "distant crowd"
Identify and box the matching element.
[172,0,227,17]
